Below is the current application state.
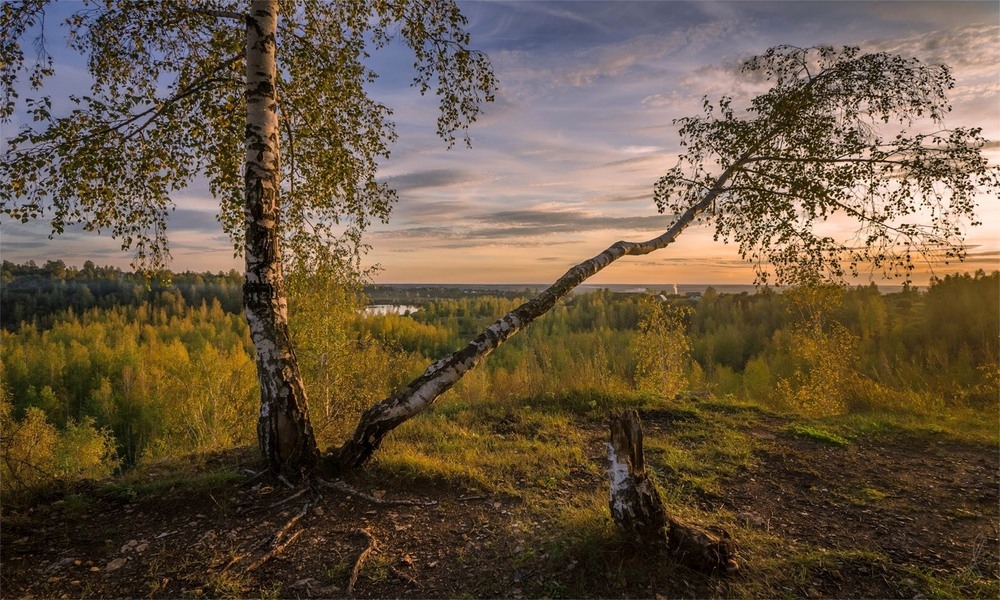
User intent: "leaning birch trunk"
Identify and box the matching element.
[331,163,744,470]
[244,0,320,475]
[609,410,738,573]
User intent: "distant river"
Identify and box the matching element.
[363,304,420,316]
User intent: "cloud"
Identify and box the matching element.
[384,168,478,193]
[168,208,223,233]
[1,239,50,249]
[864,24,1000,75]
[373,208,676,250]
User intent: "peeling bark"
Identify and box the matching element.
[609,410,739,573]
[331,168,739,470]
[608,410,668,545]
[244,0,318,475]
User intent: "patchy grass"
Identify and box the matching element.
[835,406,999,447]
[104,466,244,504]
[3,393,996,599]
[375,399,594,497]
[784,424,850,446]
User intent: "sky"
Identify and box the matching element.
[2,0,998,285]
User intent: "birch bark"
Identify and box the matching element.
[244,0,319,474]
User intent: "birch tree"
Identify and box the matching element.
[332,45,998,469]
[1,0,495,475]
[634,296,692,400]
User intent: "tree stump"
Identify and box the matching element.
[608,409,739,573]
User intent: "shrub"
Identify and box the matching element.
[0,395,119,501]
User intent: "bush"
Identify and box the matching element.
[0,396,119,501]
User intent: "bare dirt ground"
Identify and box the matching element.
[2,409,997,599]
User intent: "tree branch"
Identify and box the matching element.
[6,53,242,159]
[190,8,246,21]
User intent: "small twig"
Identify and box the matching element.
[347,528,377,596]
[277,474,296,489]
[389,565,421,588]
[457,494,487,502]
[220,552,250,572]
[317,479,437,507]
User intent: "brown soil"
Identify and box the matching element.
[2,412,997,599]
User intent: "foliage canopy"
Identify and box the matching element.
[0,0,496,270]
[654,45,998,284]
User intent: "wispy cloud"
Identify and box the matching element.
[383,169,479,193]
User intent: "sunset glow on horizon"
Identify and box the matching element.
[2,1,997,285]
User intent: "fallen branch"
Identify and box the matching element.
[347,528,377,595]
[317,479,438,507]
[457,494,487,502]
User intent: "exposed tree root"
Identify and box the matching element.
[268,487,309,509]
[317,479,438,507]
[221,502,312,574]
[268,502,311,546]
[347,528,377,595]
[243,529,304,573]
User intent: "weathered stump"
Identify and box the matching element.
[608,409,739,573]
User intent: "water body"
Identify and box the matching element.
[363,304,420,316]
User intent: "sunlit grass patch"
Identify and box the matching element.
[898,563,1000,600]
[722,527,892,599]
[834,405,999,447]
[640,401,760,497]
[375,402,591,496]
[854,486,888,503]
[104,465,244,503]
[700,393,774,417]
[784,424,850,446]
[524,388,654,418]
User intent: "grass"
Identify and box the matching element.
[835,406,999,447]
[783,424,850,446]
[899,563,1000,600]
[104,467,244,504]
[6,387,997,599]
[376,399,595,496]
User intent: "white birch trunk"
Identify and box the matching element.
[244,0,319,474]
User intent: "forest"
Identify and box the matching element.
[3,263,996,490]
[3,264,998,597]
